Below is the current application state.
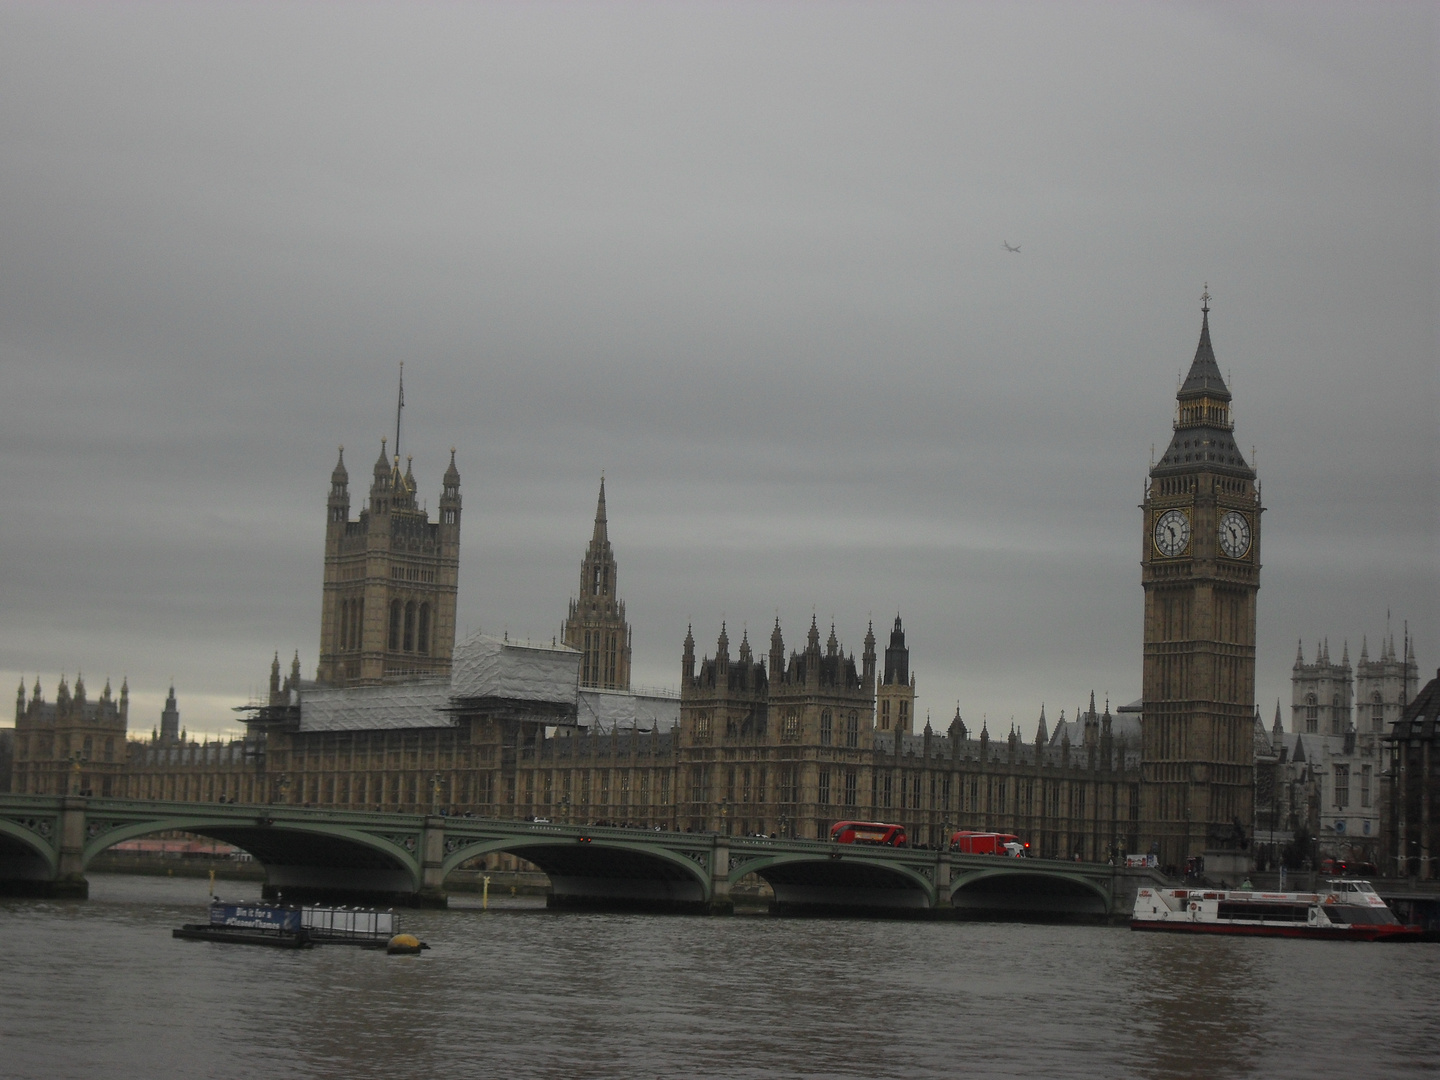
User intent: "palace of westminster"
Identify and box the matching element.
[8,303,1435,873]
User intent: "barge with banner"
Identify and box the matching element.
[1131,879,1422,940]
[174,901,403,949]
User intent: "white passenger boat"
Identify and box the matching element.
[1131,879,1420,940]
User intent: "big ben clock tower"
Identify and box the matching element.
[1140,290,1262,867]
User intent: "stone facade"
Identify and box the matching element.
[12,674,129,797]
[316,441,461,687]
[1139,298,1262,865]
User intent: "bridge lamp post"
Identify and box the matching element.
[273,774,290,805]
[560,794,570,825]
[66,751,89,797]
[430,774,445,816]
[779,813,789,839]
[720,798,730,836]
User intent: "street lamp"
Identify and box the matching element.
[720,797,730,836]
[430,773,445,815]
[66,751,88,796]
[560,794,571,825]
[273,774,290,805]
[779,813,789,839]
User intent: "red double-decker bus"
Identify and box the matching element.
[830,821,908,847]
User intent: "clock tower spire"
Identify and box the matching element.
[1140,290,1262,867]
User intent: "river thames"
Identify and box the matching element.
[2,874,1436,1079]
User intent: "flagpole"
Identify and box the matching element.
[395,362,404,461]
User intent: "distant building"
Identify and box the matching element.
[1386,665,1440,879]
[1293,635,1418,865]
[1252,632,1421,871]
[11,674,129,796]
[0,726,12,793]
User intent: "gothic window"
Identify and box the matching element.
[779,765,797,804]
[418,604,430,655]
[339,599,349,650]
[899,700,909,727]
[1371,692,1384,733]
[582,631,591,684]
[1361,765,1372,808]
[353,600,363,651]
[742,768,752,803]
[820,710,833,746]
[726,767,736,803]
[83,736,93,759]
[846,711,858,748]
[782,709,799,741]
[593,565,601,595]
[694,711,712,740]
[844,770,858,807]
[602,566,609,596]
[103,738,113,763]
[882,773,893,808]
[881,699,891,730]
[1331,694,1342,736]
[1304,694,1318,734]
[757,768,766,804]
[1334,765,1350,809]
[389,600,402,651]
[818,768,831,805]
[403,601,416,652]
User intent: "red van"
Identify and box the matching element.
[830,821,908,847]
[950,831,1028,857]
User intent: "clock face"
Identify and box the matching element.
[1153,508,1191,558]
[1218,510,1252,558]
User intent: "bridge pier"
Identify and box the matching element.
[417,815,449,908]
[52,797,90,899]
[708,836,733,915]
[933,853,952,911]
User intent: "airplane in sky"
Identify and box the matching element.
[1002,241,1021,253]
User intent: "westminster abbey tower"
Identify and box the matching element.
[1140,293,1262,865]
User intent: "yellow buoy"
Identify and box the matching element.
[386,933,423,955]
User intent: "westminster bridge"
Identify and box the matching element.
[0,794,1161,918]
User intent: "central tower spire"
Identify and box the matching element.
[563,477,631,690]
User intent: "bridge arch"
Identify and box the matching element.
[729,851,938,913]
[82,815,424,902]
[950,866,1111,919]
[0,816,58,885]
[441,833,712,910]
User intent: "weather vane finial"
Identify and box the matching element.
[1201,283,1210,313]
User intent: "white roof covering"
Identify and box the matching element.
[300,680,452,732]
[577,688,681,733]
[449,633,580,705]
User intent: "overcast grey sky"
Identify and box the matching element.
[1,2,1434,739]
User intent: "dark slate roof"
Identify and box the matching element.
[1151,311,1254,478]
[1389,668,1440,743]
[1153,427,1253,477]
[1178,311,1231,400]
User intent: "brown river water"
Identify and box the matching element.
[1,874,1436,1079]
